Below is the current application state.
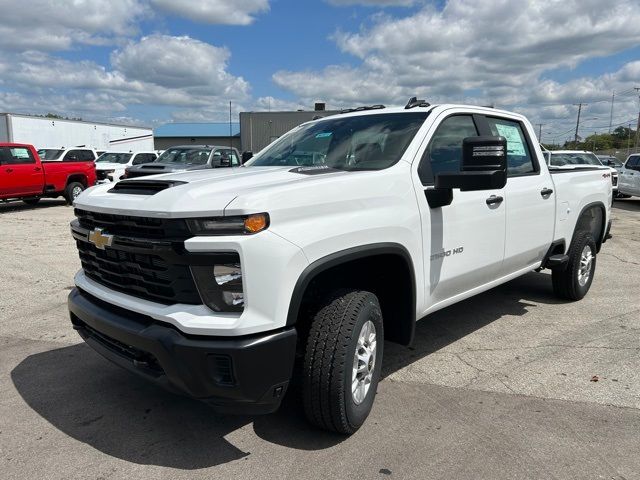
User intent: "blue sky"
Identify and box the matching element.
[1,0,639,142]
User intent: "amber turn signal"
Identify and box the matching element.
[244,213,269,233]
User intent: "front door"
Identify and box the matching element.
[620,155,640,195]
[413,113,506,311]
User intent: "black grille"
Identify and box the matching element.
[76,238,201,305]
[96,170,109,181]
[612,176,618,186]
[75,209,190,240]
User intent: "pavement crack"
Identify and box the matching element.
[600,252,640,266]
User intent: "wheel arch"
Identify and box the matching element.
[287,243,417,346]
[66,174,88,188]
[571,201,606,253]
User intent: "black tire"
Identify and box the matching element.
[302,289,383,434]
[64,181,85,204]
[552,231,596,301]
[22,198,41,205]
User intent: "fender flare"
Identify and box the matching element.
[570,201,607,252]
[286,242,417,343]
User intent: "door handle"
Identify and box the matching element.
[486,195,504,206]
[34,167,42,172]
[5,168,13,173]
[540,188,554,197]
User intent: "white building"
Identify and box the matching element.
[0,113,154,151]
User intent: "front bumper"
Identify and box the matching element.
[68,287,297,414]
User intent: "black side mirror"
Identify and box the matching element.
[242,151,253,164]
[426,136,508,208]
[436,136,507,191]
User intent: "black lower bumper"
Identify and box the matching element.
[68,288,297,414]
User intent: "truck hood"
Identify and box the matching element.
[74,166,351,217]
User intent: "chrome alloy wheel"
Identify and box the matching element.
[72,185,83,199]
[352,320,377,405]
[578,245,594,287]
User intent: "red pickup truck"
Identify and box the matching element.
[0,143,96,205]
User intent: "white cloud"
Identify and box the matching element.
[273,0,640,137]
[0,0,146,51]
[111,35,248,97]
[150,0,269,25]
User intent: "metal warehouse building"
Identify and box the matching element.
[0,113,154,151]
[240,106,339,154]
[154,123,241,150]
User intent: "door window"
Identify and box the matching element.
[485,117,536,175]
[0,147,35,164]
[418,115,478,185]
[625,156,639,169]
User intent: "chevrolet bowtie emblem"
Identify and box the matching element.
[88,228,113,250]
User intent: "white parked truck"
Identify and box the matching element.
[68,102,612,434]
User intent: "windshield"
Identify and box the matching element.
[37,149,63,160]
[95,152,132,164]
[248,112,428,170]
[154,147,212,165]
[549,152,603,167]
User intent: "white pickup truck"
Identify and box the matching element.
[68,102,612,434]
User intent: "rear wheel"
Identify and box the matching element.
[64,182,85,204]
[22,198,41,206]
[552,231,596,300]
[302,289,383,434]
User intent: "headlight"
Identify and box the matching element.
[191,257,244,312]
[187,213,269,236]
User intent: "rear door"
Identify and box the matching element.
[413,113,506,309]
[0,146,43,197]
[481,115,555,275]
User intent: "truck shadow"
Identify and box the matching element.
[11,271,558,468]
[0,198,68,214]
[612,198,640,212]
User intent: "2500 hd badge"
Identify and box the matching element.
[430,246,464,261]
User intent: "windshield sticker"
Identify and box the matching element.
[495,124,526,156]
[315,132,332,138]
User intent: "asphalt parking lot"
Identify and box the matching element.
[1,198,639,480]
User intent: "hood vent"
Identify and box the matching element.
[109,180,187,195]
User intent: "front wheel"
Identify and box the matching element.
[552,231,596,300]
[64,182,85,204]
[302,289,384,434]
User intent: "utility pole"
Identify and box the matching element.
[628,123,632,156]
[608,91,615,133]
[573,103,586,147]
[536,123,544,143]
[634,87,640,151]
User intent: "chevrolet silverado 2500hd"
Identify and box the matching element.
[68,103,612,434]
[1,143,96,205]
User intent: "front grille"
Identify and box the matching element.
[96,170,109,181]
[76,238,201,305]
[75,209,190,240]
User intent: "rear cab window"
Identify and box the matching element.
[485,117,537,176]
